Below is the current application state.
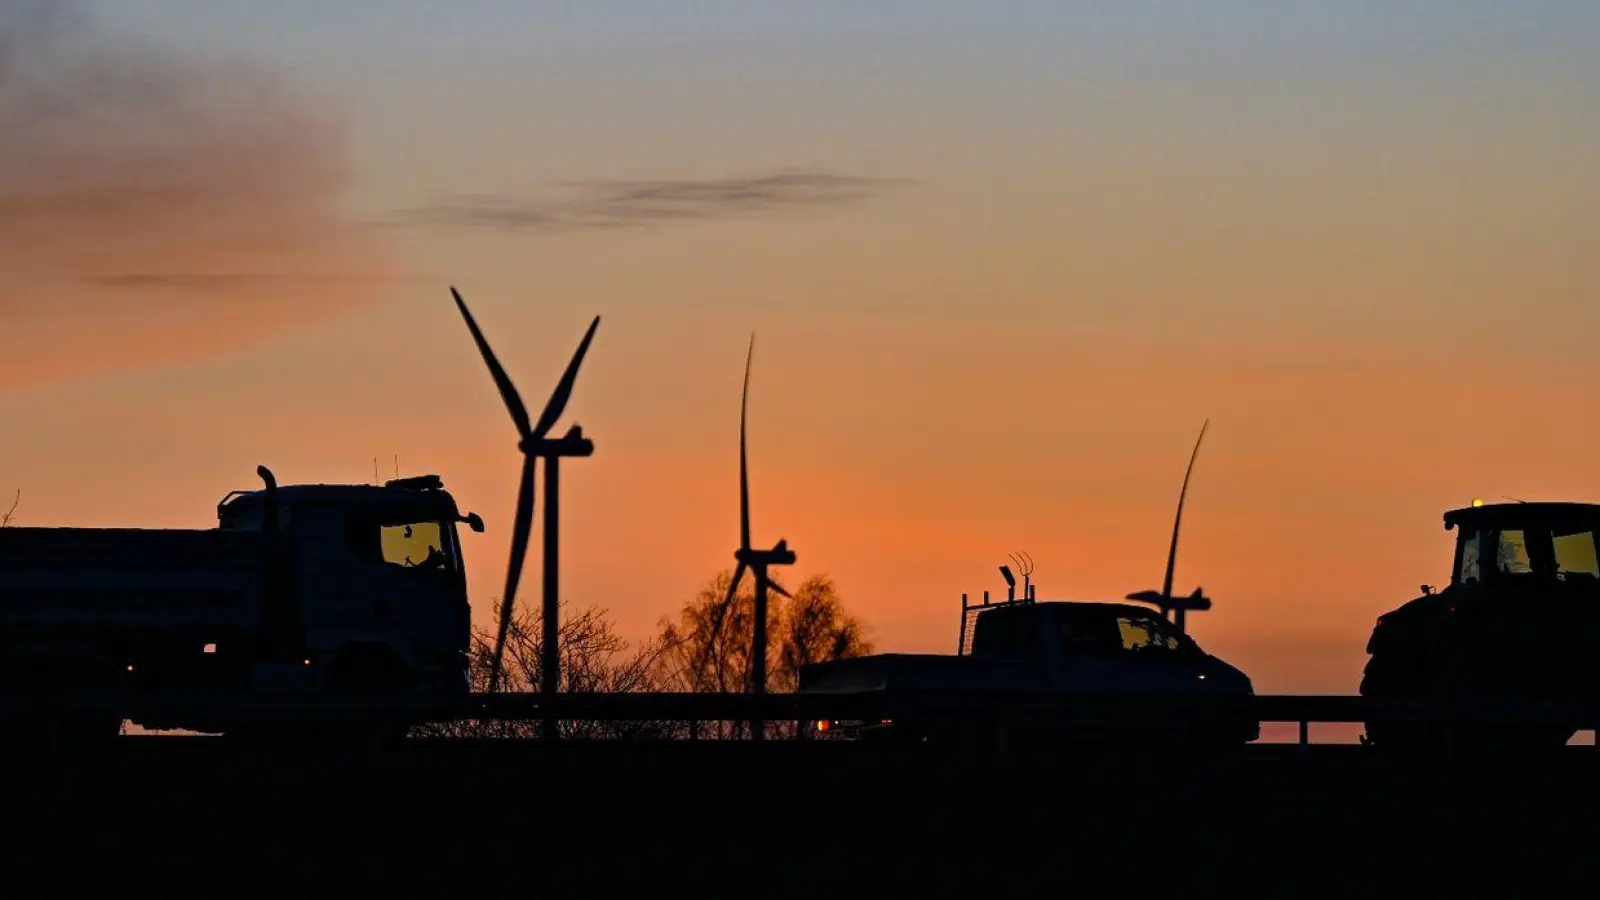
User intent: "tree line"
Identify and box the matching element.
[414,570,874,740]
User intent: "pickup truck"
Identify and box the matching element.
[798,598,1258,749]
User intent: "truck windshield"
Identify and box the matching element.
[379,521,456,572]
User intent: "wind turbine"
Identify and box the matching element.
[1126,419,1212,634]
[717,333,794,741]
[450,287,599,740]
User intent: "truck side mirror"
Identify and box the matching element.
[462,512,485,534]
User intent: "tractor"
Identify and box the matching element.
[1361,501,1600,752]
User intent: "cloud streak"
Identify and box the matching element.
[389,170,912,234]
[0,0,396,392]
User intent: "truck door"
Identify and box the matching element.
[339,512,468,669]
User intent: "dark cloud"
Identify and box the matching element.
[388,170,913,234]
[0,0,397,391]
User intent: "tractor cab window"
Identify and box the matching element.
[1552,528,1600,580]
[1494,530,1533,576]
[1458,531,1482,584]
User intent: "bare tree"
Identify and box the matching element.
[654,570,874,738]
[0,490,17,527]
[414,600,679,740]
[775,574,873,691]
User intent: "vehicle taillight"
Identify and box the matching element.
[815,719,831,733]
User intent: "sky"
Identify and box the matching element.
[2,0,1598,695]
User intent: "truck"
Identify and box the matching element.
[0,466,481,746]
[797,582,1259,750]
[1361,500,1600,752]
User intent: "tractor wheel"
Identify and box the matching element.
[1359,650,1447,754]
[1362,646,1576,755]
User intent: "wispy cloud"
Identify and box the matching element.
[388,170,913,234]
[0,0,397,391]
[86,273,425,290]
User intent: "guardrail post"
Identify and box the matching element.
[1298,720,1309,750]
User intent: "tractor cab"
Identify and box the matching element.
[1444,501,1600,591]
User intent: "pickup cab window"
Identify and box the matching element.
[1116,616,1184,653]
[970,607,1041,659]
[1059,614,1121,656]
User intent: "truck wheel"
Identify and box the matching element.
[323,648,414,749]
[0,657,125,753]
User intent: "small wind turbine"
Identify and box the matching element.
[1126,419,1212,633]
[715,334,794,742]
[450,287,599,740]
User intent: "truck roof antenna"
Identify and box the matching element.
[1010,551,1036,602]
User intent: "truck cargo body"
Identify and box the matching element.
[0,527,267,635]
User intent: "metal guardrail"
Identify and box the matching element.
[3,692,1600,734]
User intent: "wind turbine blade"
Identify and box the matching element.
[1160,419,1209,602]
[738,333,754,551]
[452,287,534,440]
[701,561,748,673]
[487,454,538,693]
[769,577,793,600]
[530,315,602,439]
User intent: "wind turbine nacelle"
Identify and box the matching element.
[1125,588,1213,613]
[737,541,797,567]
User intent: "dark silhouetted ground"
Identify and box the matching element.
[1,738,1593,897]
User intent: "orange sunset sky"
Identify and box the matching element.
[2,1,1597,695]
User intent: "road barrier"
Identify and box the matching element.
[3,692,1600,745]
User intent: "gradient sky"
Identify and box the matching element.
[4,1,1599,694]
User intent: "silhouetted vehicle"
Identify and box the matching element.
[799,592,1258,749]
[0,467,480,745]
[1361,501,1600,752]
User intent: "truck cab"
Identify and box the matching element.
[208,474,480,710]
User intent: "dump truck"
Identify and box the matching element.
[0,466,481,745]
[798,585,1258,750]
[1361,500,1600,751]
